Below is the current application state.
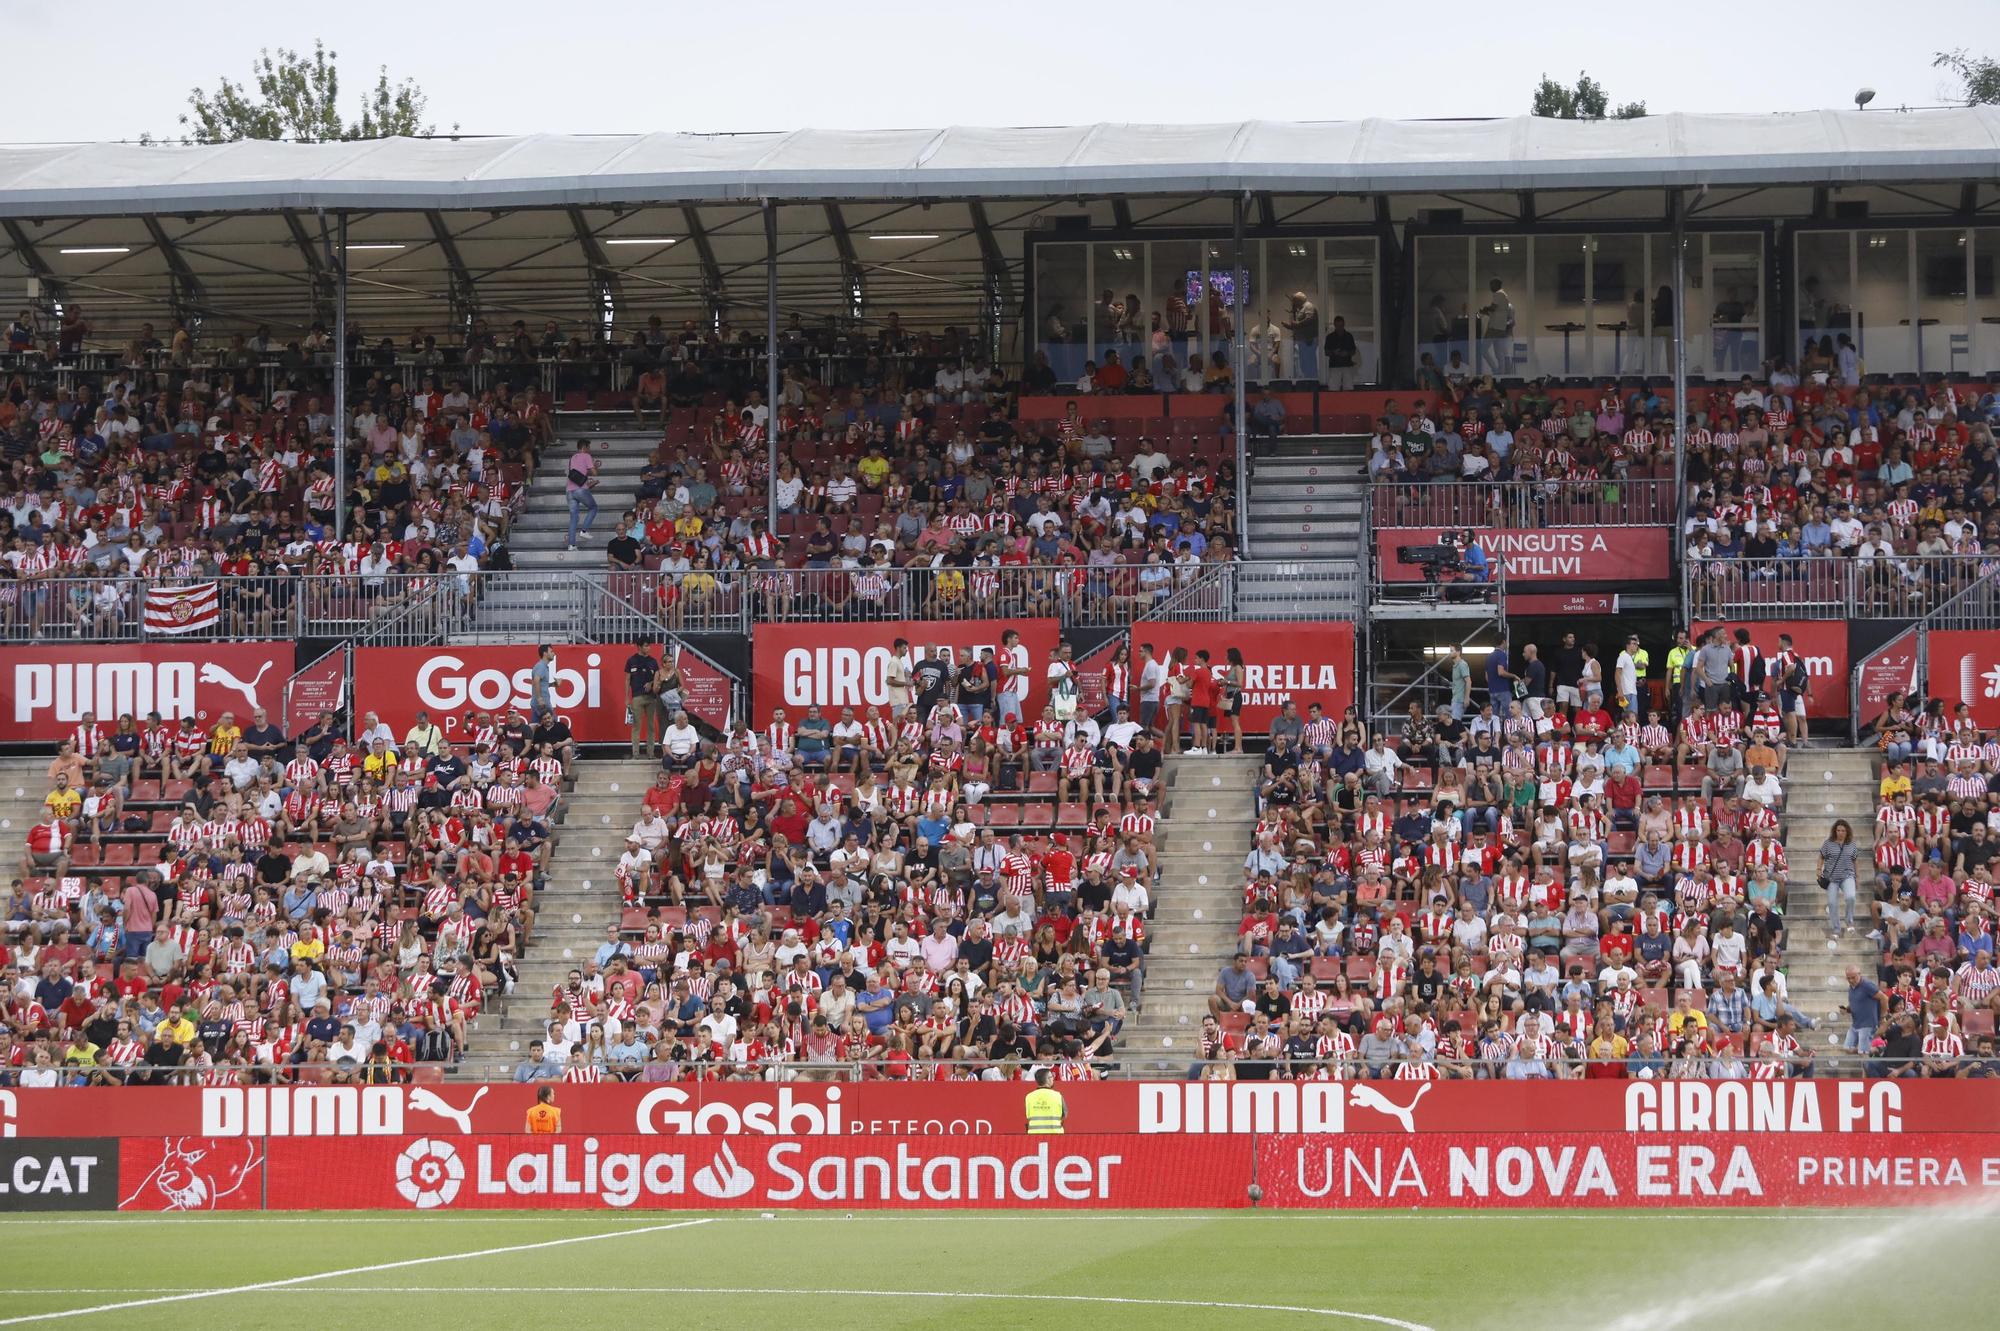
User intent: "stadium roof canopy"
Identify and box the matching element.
[5,107,1999,334]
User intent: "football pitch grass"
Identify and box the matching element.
[0,1208,1990,1329]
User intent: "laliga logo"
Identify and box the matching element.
[692,1143,756,1200]
[396,1137,465,1210]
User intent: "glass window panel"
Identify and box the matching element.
[1033,242,1088,388]
[1472,235,1528,379]
[1795,231,1851,375]
[1262,239,1320,385]
[1706,234,1762,379]
[1147,240,1201,392]
[1975,228,2000,377]
[1856,230,1912,377]
[1092,242,1147,389]
[1587,233,1649,379]
[1324,237,1377,387]
[1531,233,1588,380]
[1414,235,1472,383]
[1912,229,1970,379]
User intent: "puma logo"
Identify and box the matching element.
[1348,1082,1430,1133]
[197,660,275,713]
[408,1085,488,1134]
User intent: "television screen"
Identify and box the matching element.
[1186,269,1250,312]
[1556,261,1626,305]
[1923,253,1994,299]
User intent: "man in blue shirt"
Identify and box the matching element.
[1843,965,1882,1053]
[1485,643,1514,707]
[857,976,899,1035]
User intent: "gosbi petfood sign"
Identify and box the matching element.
[350,645,730,741]
[750,620,1061,726]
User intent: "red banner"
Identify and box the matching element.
[0,643,296,742]
[1927,631,2000,728]
[671,646,734,733]
[99,1130,2000,1212]
[1071,636,1119,721]
[1693,620,1850,719]
[1376,528,1670,583]
[1133,622,1355,731]
[750,620,1062,726]
[351,644,728,745]
[1254,1132,2000,1208]
[238,1132,1241,1211]
[1855,636,1921,732]
[6,1078,1992,1140]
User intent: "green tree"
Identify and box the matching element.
[1934,48,2000,105]
[167,40,448,143]
[1531,72,1647,121]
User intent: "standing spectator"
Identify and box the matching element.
[1819,820,1859,937]
[565,439,599,552]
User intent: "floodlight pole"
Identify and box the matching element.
[1232,192,1249,558]
[333,211,349,542]
[1671,188,1688,545]
[765,200,780,531]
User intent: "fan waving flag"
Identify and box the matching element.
[143,582,221,635]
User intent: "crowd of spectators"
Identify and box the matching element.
[1839,691,2000,1075]
[0,311,576,639]
[511,637,1225,1084]
[0,698,577,1086]
[1192,625,1851,1082]
[598,382,1238,629]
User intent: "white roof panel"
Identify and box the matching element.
[0,108,1994,217]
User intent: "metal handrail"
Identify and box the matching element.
[1370,477,1678,529]
[1687,553,2000,623]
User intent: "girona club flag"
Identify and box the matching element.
[142,583,220,635]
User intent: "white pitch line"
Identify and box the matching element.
[0,1218,714,1326]
[0,1287,1433,1330]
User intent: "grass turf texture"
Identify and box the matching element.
[0,1209,1990,1329]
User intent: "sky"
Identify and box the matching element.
[7,0,1995,142]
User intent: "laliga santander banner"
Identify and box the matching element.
[1133,622,1356,731]
[351,645,731,743]
[1926,630,2000,729]
[96,1130,2000,1212]
[1692,620,1850,720]
[751,619,1061,727]
[1376,527,1670,583]
[2,1077,1990,1139]
[0,643,296,743]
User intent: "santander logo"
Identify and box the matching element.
[692,1143,756,1200]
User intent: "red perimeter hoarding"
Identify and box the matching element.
[6,1082,2000,1211]
[1127,622,1356,731]
[92,1130,2000,1212]
[1926,630,2000,728]
[1377,527,1670,583]
[0,1077,1983,1139]
[1692,620,1851,720]
[0,643,295,743]
[751,619,1061,726]
[352,644,731,742]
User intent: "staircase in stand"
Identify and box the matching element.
[465,758,657,1064]
[1778,746,1880,1034]
[1243,434,1367,619]
[1119,754,1261,1075]
[470,426,656,638]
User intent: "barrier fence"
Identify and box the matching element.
[3,1080,1995,1211]
[1370,478,1678,530]
[1686,554,2000,622]
[0,562,1346,644]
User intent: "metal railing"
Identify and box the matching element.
[5,563,1350,644]
[1685,554,2000,622]
[1370,478,1678,529]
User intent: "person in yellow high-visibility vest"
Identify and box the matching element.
[1024,1067,1067,1134]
